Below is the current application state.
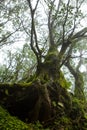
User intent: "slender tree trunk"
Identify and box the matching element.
[74,71,85,101]
[65,62,85,101]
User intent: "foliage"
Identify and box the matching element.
[0,106,29,130]
[58,71,71,89]
[0,43,36,83]
[29,121,49,130]
[0,106,50,130]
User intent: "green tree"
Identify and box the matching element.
[0,0,87,129]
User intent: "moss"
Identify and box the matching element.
[18,82,33,87]
[29,121,50,130]
[0,106,50,130]
[71,98,85,119]
[74,71,85,101]
[45,51,58,61]
[60,116,71,129]
[58,71,71,89]
[68,98,87,130]
[53,116,72,130]
[45,45,58,64]
[0,82,33,88]
[0,106,29,130]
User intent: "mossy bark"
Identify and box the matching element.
[74,71,85,101]
[65,61,85,101]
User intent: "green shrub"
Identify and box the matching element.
[0,106,29,130]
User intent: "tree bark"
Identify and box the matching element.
[65,62,85,101]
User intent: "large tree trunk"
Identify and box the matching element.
[0,46,72,123]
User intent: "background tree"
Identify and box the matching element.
[0,44,36,82]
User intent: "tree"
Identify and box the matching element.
[27,0,87,97]
[0,0,87,129]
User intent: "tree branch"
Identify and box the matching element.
[71,27,87,42]
[62,0,70,42]
[48,0,56,46]
[27,0,41,64]
[0,27,20,46]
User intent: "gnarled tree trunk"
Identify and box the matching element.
[0,46,72,123]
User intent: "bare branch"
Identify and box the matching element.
[0,27,20,45]
[27,0,40,13]
[51,0,62,25]
[57,0,61,12]
[27,0,33,12]
[27,0,41,64]
[72,27,87,40]
[76,50,83,71]
[78,0,85,9]
[62,0,70,42]
[34,0,40,11]
[65,61,76,77]
[48,0,56,45]
[18,17,30,36]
